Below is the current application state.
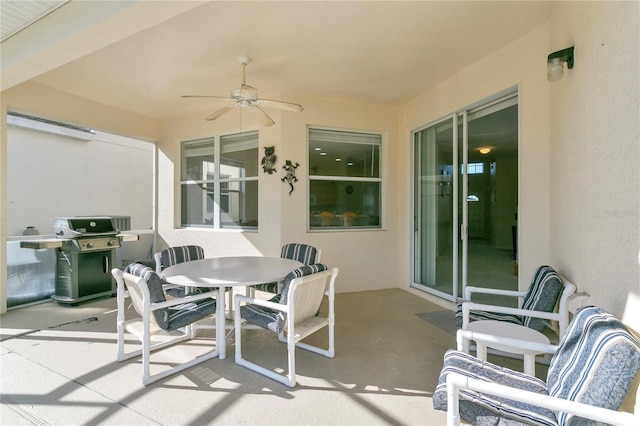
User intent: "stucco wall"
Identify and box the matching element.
[398,25,552,302]
[6,126,153,236]
[549,1,640,330]
[157,95,399,293]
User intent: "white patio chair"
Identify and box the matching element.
[456,265,576,345]
[113,263,220,385]
[250,243,322,295]
[234,263,338,387]
[434,306,640,426]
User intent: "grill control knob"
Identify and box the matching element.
[107,240,114,246]
[86,242,93,249]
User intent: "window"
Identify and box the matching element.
[462,162,484,175]
[181,131,258,228]
[308,128,382,229]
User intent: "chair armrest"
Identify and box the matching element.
[456,329,558,355]
[446,372,638,426]
[465,286,528,300]
[463,302,562,321]
[234,293,288,313]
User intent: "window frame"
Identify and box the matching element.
[307,126,383,231]
[180,130,259,230]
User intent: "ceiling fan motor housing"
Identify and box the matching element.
[232,85,258,101]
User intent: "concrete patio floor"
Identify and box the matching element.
[0,288,525,425]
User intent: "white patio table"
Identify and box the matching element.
[161,256,302,359]
[459,320,551,376]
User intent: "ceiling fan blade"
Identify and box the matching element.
[255,98,304,112]
[182,95,234,101]
[205,103,238,121]
[247,105,275,126]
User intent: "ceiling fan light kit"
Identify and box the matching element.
[182,56,303,126]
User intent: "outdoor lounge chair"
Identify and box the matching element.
[234,263,338,387]
[434,305,640,426]
[113,263,220,385]
[456,265,576,341]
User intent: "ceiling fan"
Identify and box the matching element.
[182,56,303,126]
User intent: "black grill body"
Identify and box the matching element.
[52,217,120,304]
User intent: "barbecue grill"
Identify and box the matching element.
[52,217,120,304]
[21,216,135,304]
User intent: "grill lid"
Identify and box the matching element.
[53,216,117,239]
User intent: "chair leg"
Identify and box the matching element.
[142,316,152,385]
[287,329,297,387]
[234,299,296,387]
[234,297,243,364]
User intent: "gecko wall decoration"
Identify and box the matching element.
[281,160,300,195]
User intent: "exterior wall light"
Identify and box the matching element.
[547,46,574,82]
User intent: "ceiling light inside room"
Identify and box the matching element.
[479,147,491,154]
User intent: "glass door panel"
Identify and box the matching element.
[464,103,518,304]
[413,116,458,300]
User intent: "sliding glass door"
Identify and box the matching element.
[412,91,518,302]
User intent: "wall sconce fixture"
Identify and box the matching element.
[547,46,574,82]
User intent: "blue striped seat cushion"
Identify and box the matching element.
[281,243,319,264]
[160,245,205,268]
[251,281,280,294]
[547,306,640,425]
[160,246,229,296]
[455,297,523,327]
[124,263,217,332]
[520,266,563,332]
[240,263,327,333]
[433,350,557,426]
[251,244,320,294]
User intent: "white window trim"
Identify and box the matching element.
[180,130,258,229]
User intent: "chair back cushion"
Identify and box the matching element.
[547,306,640,425]
[520,265,563,332]
[160,245,205,270]
[280,243,318,265]
[124,263,170,329]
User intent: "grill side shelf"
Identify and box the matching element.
[20,239,65,249]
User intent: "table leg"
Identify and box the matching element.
[217,287,226,359]
[523,353,536,376]
[476,342,487,362]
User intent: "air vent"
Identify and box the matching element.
[1,1,69,43]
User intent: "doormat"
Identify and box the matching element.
[415,310,458,336]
